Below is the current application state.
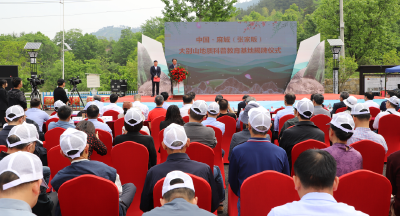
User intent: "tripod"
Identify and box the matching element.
[69,85,85,110]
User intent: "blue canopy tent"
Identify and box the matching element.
[384,66,400,95]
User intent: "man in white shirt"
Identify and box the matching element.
[268,149,367,216]
[84,95,104,116]
[132,94,149,120]
[274,93,296,132]
[363,92,380,109]
[25,98,49,132]
[180,94,193,118]
[102,93,124,115]
[373,96,400,130]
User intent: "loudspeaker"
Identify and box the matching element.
[110,80,120,92]
[120,80,127,92]
[0,65,18,90]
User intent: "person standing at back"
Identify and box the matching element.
[147,95,167,129]
[331,91,349,114]
[7,77,26,111]
[373,96,400,130]
[180,94,193,118]
[217,99,236,120]
[53,79,69,104]
[313,94,331,117]
[363,92,380,109]
[0,79,9,128]
[25,98,49,133]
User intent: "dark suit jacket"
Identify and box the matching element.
[53,87,69,104]
[331,101,346,114]
[150,66,161,80]
[0,88,8,110]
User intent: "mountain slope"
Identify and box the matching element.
[91,26,141,41]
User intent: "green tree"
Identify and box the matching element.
[326,56,358,92]
[73,33,99,62]
[53,29,83,50]
[382,50,400,65]
[240,11,266,21]
[141,17,165,39]
[111,29,141,66]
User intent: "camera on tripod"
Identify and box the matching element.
[27,75,44,88]
[69,76,82,86]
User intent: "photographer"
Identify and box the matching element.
[7,77,27,111]
[54,78,69,104]
[0,79,8,128]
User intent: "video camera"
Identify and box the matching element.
[69,76,82,86]
[27,75,44,87]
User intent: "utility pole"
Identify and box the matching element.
[60,0,65,79]
[339,0,345,59]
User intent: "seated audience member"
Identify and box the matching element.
[84,95,104,116]
[114,108,157,169]
[331,91,349,114]
[236,96,256,129]
[86,104,113,138]
[0,105,25,146]
[180,94,193,118]
[119,101,133,119]
[215,95,223,103]
[142,170,215,216]
[268,149,368,216]
[148,95,167,129]
[381,90,396,111]
[75,121,107,160]
[161,92,171,110]
[184,100,216,148]
[280,98,325,167]
[347,104,387,152]
[274,93,296,135]
[202,102,226,135]
[237,94,249,116]
[0,123,53,215]
[323,113,362,177]
[229,107,290,214]
[49,100,75,125]
[363,91,380,109]
[51,128,136,216]
[386,145,400,216]
[160,105,185,131]
[313,94,331,117]
[102,93,124,115]
[25,98,49,132]
[140,124,220,213]
[188,92,196,102]
[373,96,400,130]
[132,94,149,119]
[343,96,358,114]
[217,99,236,120]
[48,105,76,130]
[0,152,49,216]
[130,106,151,135]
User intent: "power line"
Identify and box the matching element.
[0,0,115,4]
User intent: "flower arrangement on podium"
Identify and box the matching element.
[168,66,189,94]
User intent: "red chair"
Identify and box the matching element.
[228,185,239,216]
[103,110,120,120]
[349,140,385,174]
[273,107,284,114]
[114,117,125,138]
[291,139,327,176]
[206,125,225,188]
[334,170,392,216]
[311,114,331,146]
[186,142,214,174]
[369,107,380,118]
[47,146,70,180]
[241,171,299,216]
[183,116,189,123]
[50,111,57,116]
[139,130,149,136]
[217,115,236,163]
[278,114,295,135]
[153,173,212,212]
[378,114,400,162]
[0,145,7,152]
[151,116,166,162]
[43,127,66,150]
[84,118,104,123]
[112,142,149,216]
[92,129,113,167]
[58,174,120,216]
[45,118,59,132]
[335,107,347,113]
[158,129,168,164]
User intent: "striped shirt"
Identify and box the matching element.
[347,127,388,153]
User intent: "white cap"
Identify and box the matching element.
[0,151,48,190]
[54,100,66,111]
[60,128,88,159]
[388,96,400,106]
[248,107,271,132]
[207,102,220,115]
[124,108,144,126]
[328,112,355,133]
[162,171,195,196]
[343,96,358,108]
[351,103,370,115]
[295,98,314,118]
[7,122,43,148]
[5,105,24,121]
[163,123,188,150]
[190,100,208,115]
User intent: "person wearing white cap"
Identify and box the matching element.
[0,123,53,215]
[180,94,193,118]
[25,98,50,132]
[202,102,226,135]
[373,96,400,130]
[0,105,26,146]
[86,104,113,138]
[343,95,358,114]
[184,100,217,148]
[48,105,76,131]
[142,170,214,216]
[347,103,387,152]
[51,128,136,216]
[322,112,362,177]
[102,93,124,115]
[84,95,104,116]
[0,152,47,216]
[279,98,325,168]
[229,106,289,215]
[140,123,221,213]
[114,108,157,169]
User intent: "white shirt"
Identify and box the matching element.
[84,100,104,116]
[268,192,367,216]
[274,106,294,131]
[102,103,124,114]
[364,100,380,109]
[132,101,149,120]
[180,104,192,117]
[373,108,400,129]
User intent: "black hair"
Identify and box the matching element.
[313,94,324,105]
[57,79,65,86]
[30,98,41,108]
[250,126,268,136]
[284,93,296,105]
[296,109,312,120]
[189,108,205,121]
[155,95,164,106]
[364,92,374,100]
[110,93,118,103]
[58,105,72,120]
[7,135,29,150]
[87,105,99,118]
[242,95,249,100]
[164,105,184,126]
[215,95,224,102]
[12,77,22,88]
[76,120,96,135]
[219,99,229,111]
[154,60,158,62]
[340,91,349,100]
[67,150,84,157]
[183,94,192,104]
[0,79,7,88]
[188,92,196,100]
[124,120,143,133]
[310,93,316,102]
[6,113,23,123]
[294,149,337,189]
[352,113,371,121]
[330,124,353,141]
[161,92,169,101]
[162,178,195,202]
[387,90,396,97]
[172,58,177,62]
[0,171,36,193]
